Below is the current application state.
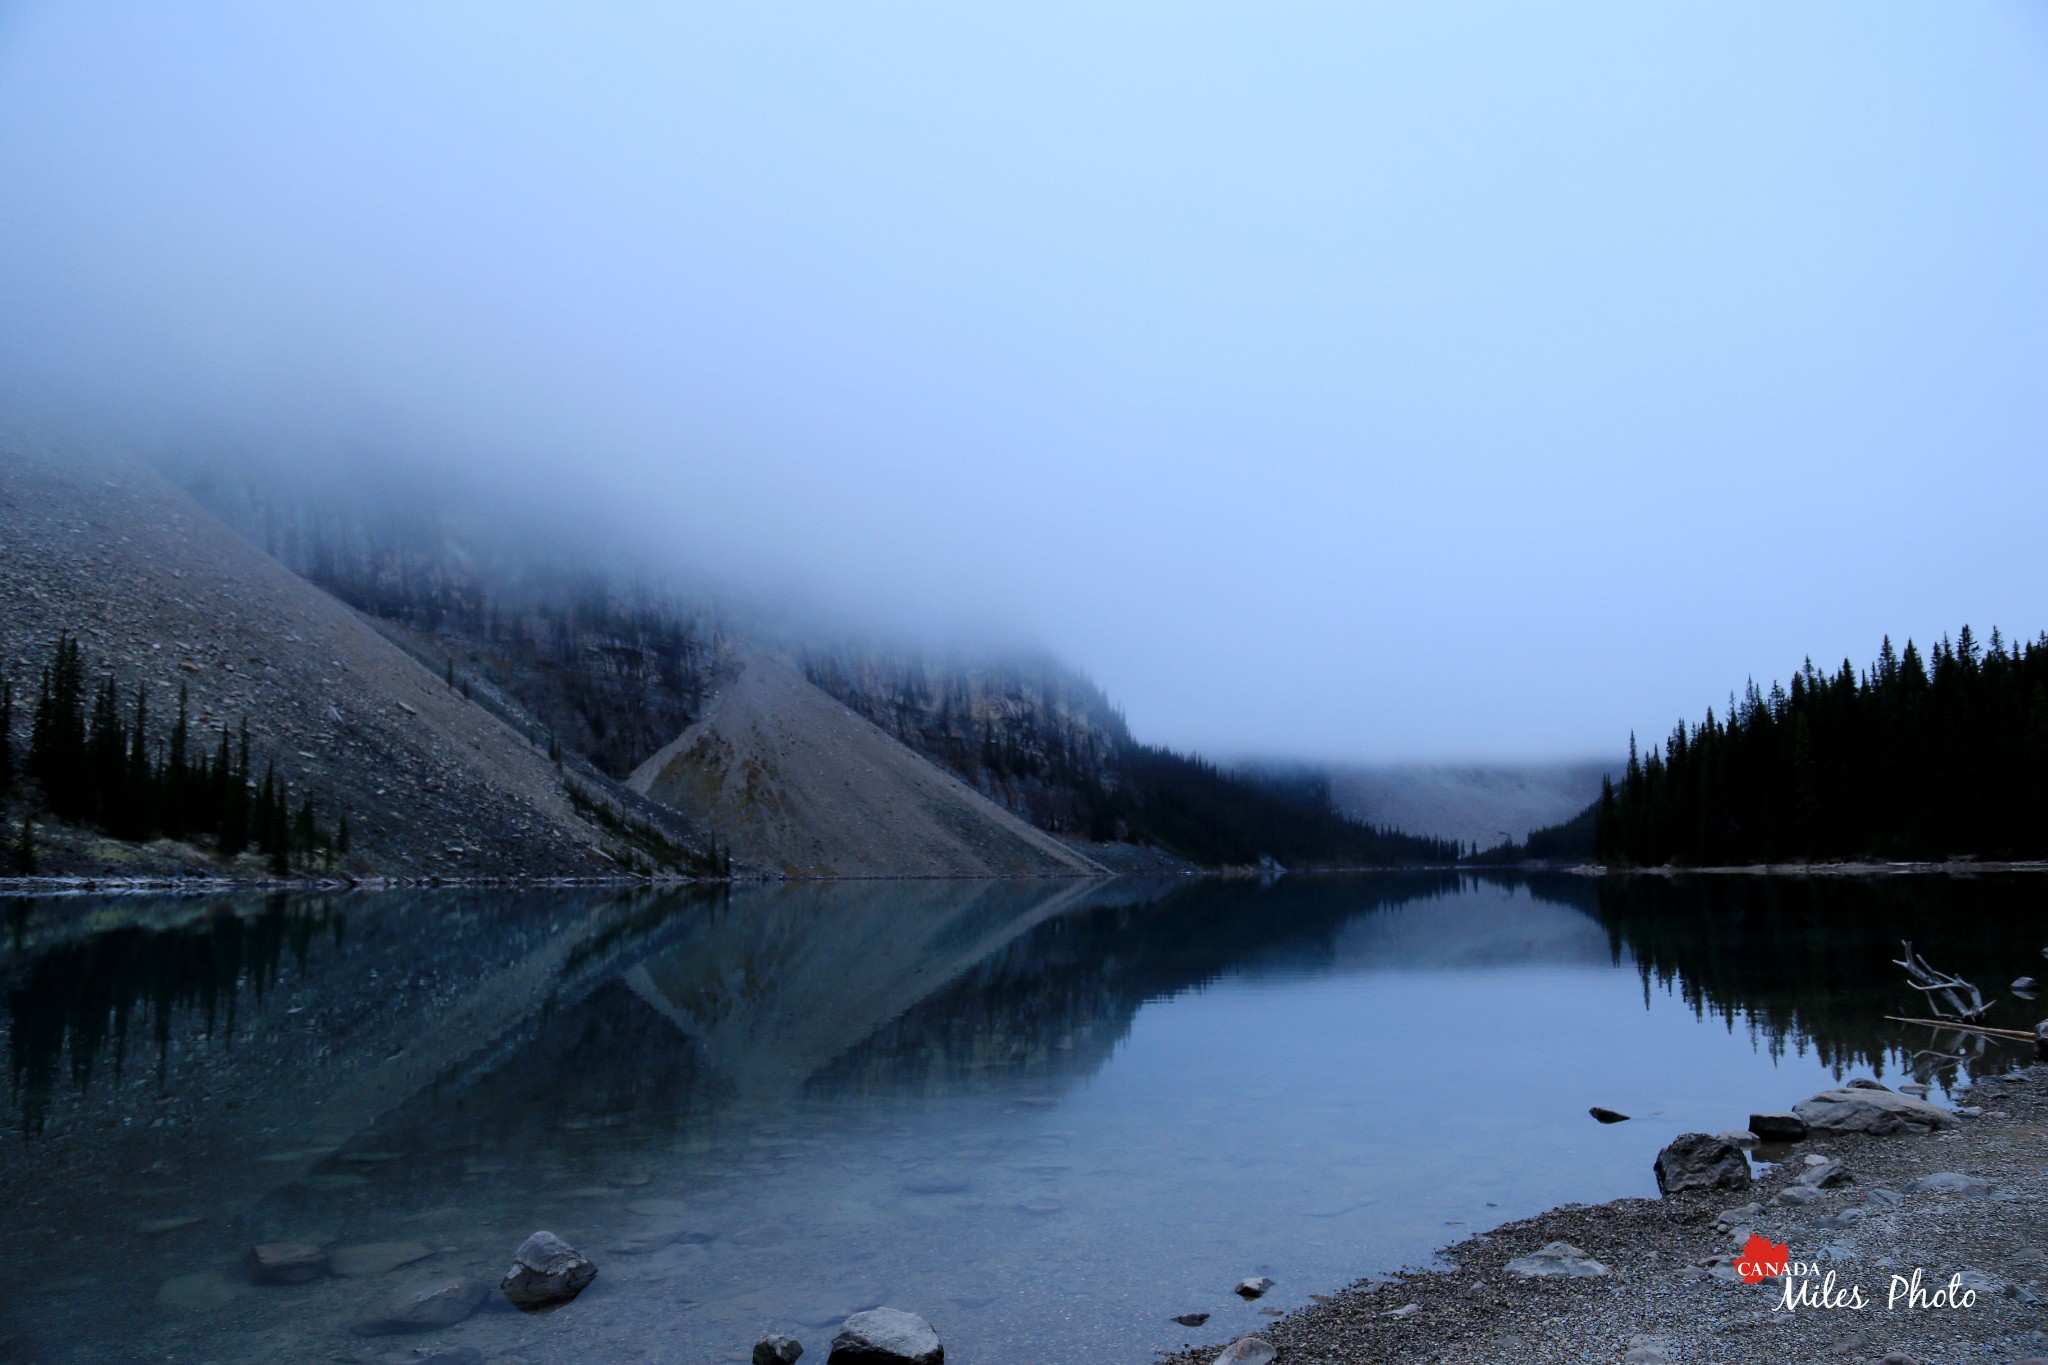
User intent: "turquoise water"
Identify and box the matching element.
[2,873,2035,1363]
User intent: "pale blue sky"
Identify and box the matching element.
[2,4,2045,760]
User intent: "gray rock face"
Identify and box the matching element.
[1907,1171,1994,1196]
[755,1334,805,1365]
[826,1308,943,1365]
[1748,1112,1809,1142]
[1792,1086,1957,1135]
[351,1277,492,1335]
[500,1231,597,1309]
[1774,1184,1825,1206]
[1653,1133,1752,1196]
[1236,1276,1275,1299]
[247,1243,328,1285]
[1214,1339,1277,1365]
[1504,1241,1610,1279]
[1798,1157,1849,1188]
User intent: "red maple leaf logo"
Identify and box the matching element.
[1735,1233,1790,1284]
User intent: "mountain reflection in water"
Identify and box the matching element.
[3,873,2040,1364]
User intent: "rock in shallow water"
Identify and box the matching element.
[332,1241,434,1277]
[155,1272,243,1311]
[754,1333,804,1365]
[500,1230,597,1309]
[1588,1106,1630,1124]
[1653,1133,1752,1196]
[247,1243,328,1285]
[826,1307,942,1364]
[1171,1312,1209,1327]
[1748,1111,1809,1142]
[1214,1338,1277,1365]
[1505,1242,1610,1279]
[1235,1276,1274,1299]
[351,1277,491,1335]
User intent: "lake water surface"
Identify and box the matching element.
[4,873,2042,1364]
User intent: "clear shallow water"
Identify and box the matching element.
[3,873,2041,1364]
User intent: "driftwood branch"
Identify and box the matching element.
[1893,940,1996,1021]
[1884,1015,2033,1042]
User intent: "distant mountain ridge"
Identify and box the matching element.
[1327,760,1615,852]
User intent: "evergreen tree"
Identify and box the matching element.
[0,675,13,802]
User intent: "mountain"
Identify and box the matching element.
[1327,760,1614,851]
[0,448,1458,878]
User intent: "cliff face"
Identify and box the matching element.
[0,447,625,878]
[802,644,1133,836]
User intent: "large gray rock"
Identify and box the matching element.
[1797,1157,1848,1188]
[1504,1241,1610,1279]
[1793,1086,1957,1135]
[1214,1339,1277,1365]
[351,1276,491,1335]
[1653,1133,1752,1196]
[500,1231,596,1309]
[755,1334,804,1365]
[827,1308,943,1365]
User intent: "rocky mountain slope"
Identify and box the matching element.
[628,646,1109,878]
[0,447,636,878]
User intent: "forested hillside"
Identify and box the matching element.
[1595,626,2048,865]
[806,646,1458,866]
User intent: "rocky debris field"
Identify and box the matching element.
[0,448,618,878]
[629,645,1107,879]
[1164,1066,2048,1365]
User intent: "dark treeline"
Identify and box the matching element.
[1093,745,1461,867]
[2,635,344,874]
[1596,625,2048,866]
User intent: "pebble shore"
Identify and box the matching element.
[1164,1066,2048,1365]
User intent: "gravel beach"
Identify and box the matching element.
[1164,1064,2048,1365]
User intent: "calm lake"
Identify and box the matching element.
[3,873,2040,1363]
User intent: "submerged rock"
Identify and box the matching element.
[155,1272,243,1311]
[1235,1276,1275,1299]
[826,1307,943,1364]
[1214,1338,1277,1365]
[1793,1086,1956,1135]
[1588,1106,1630,1124]
[1504,1241,1609,1279]
[247,1243,328,1285]
[500,1231,597,1309]
[754,1334,805,1365]
[1171,1313,1210,1327]
[351,1276,491,1335]
[1653,1134,1752,1196]
[332,1241,433,1278]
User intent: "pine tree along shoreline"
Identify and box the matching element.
[0,634,347,877]
[1588,625,2048,868]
